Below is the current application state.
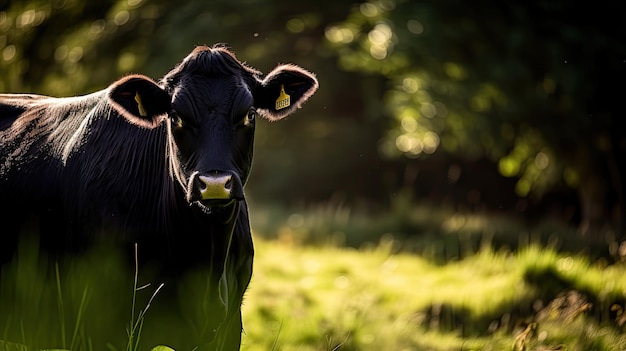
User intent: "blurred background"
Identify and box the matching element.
[1,0,625,254]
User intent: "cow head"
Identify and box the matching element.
[108,45,318,212]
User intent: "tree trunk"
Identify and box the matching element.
[577,170,623,240]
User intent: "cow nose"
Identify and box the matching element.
[198,173,232,200]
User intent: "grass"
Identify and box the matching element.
[240,239,626,351]
[1,203,625,350]
[127,244,166,351]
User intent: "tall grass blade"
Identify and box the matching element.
[126,244,165,351]
[55,263,67,348]
[70,285,90,350]
[270,319,283,351]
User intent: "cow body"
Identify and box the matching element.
[0,45,318,350]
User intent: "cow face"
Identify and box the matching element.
[108,46,318,212]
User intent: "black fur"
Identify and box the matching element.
[0,44,318,351]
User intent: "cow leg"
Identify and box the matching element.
[205,310,242,351]
[0,226,18,267]
[0,211,40,267]
[223,312,243,351]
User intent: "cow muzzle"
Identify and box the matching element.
[199,173,232,200]
[187,171,243,206]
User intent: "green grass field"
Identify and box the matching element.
[1,205,626,351]
[241,239,626,351]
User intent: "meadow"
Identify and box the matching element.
[1,203,625,351]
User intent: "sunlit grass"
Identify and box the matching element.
[1,208,626,351]
[241,238,626,351]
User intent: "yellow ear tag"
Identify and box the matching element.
[275,84,291,110]
[134,91,148,117]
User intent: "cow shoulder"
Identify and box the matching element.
[0,94,50,131]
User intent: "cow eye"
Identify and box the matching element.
[244,108,257,126]
[169,111,184,127]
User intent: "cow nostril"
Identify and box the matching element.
[197,173,234,200]
[198,179,207,192]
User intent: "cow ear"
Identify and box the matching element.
[255,64,318,121]
[108,74,171,128]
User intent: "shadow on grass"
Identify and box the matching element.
[249,200,621,265]
[414,264,626,341]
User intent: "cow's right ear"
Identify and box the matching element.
[108,74,171,128]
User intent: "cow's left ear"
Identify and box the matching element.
[108,74,172,128]
[255,64,318,121]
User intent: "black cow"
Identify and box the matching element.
[0,44,318,350]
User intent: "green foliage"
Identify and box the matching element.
[324,0,626,232]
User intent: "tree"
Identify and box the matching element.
[325,0,626,237]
